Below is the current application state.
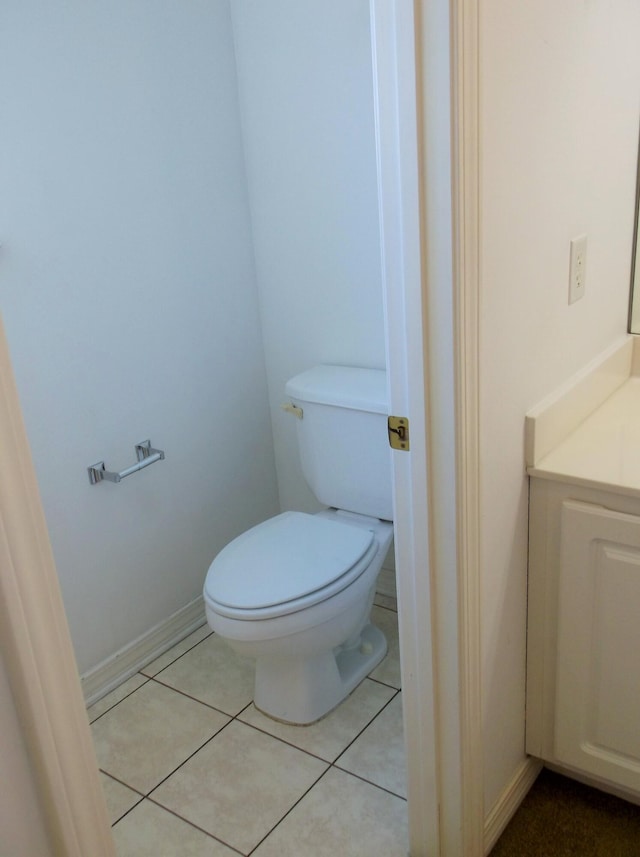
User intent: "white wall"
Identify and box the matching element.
[0,0,280,674]
[0,0,386,675]
[230,0,386,512]
[479,0,640,810]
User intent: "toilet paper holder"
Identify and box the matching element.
[87,439,165,485]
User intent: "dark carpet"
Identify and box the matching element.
[490,768,640,857]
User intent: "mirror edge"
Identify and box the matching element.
[628,122,640,333]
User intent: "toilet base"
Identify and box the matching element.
[253,622,387,725]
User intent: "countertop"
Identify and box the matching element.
[528,376,640,497]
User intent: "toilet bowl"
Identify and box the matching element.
[204,508,393,724]
[203,364,394,725]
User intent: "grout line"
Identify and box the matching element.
[235,699,255,718]
[139,627,214,678]
[231,680,400,766]
[97,769,146,827]
[330,764,408,802]
[88,675,152,724]
[244,761,408,855]
[88,625,214,723]
[116,673,402,779]
[332,688,401,766]
[231,714,331,765]
[98,768,146,798]
[246,766,333,855]
[367,674,401,691]
[93,627,406,852]
[109,794,146,827]
[329,689,407,801]
[148,673,246,719]
[373,600,398,614]
[143,797,246,856]
[231,687,406,802]
[145,717,235,798]
[139,712,329,854]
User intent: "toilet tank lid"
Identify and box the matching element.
[285,365,388,414]
[205,512,374,611]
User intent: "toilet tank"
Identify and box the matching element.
[285,365,393,521]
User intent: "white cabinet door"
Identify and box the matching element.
[555,500,640,791]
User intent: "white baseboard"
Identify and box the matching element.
[83,566,397,709]
[484,757,543,855]
[81,596,206,707]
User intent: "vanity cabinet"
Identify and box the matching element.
[526,478,640,797]
[525,338,640,798]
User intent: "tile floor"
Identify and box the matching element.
[89,598,408,856]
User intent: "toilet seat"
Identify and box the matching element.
[204,511,377,620]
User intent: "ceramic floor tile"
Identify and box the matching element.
[238,677,395,762]
[251,767,408,857]
[87,674,149,723]
[373,592,398,611]
[336,693,406,797]
[91,680,229,793]
[140,624,212,677]
[100,772,142,824]
[151,633,254,716]
[369,605,401,689]
[152,719,328,854]
[112,799,238,856]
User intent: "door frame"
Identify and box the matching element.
[371,1,440,851]
[372,1,483,854]
[0,316,115,856]
[0,2,483,855]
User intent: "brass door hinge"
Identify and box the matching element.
[388,416,410,451]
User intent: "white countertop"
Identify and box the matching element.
[529,376,640,497]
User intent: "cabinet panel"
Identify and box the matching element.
[555,500,640,791]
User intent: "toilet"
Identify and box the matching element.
[203,365,394,725]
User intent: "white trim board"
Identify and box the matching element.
[374,0,486,852]
[371,2,441,852]
[447,0,485,850]
[483,757,542,855]
[81,597,206,707]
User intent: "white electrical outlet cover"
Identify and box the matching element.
[568,234,587,304]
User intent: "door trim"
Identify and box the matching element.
[0,317,115,856]
[372,0,484,853]
[449,0,485,852]
[483,758,542,854]
[371,2,440,852]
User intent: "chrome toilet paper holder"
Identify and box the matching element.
[87,440,165,485]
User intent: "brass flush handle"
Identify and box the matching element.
[281,402,304,419]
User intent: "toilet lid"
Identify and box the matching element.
[205,512,374,613]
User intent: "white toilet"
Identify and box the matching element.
[203,365,394,725]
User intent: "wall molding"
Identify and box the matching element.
[450,0,485,852]
[483,757,543,855]
[82,597,206,706]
